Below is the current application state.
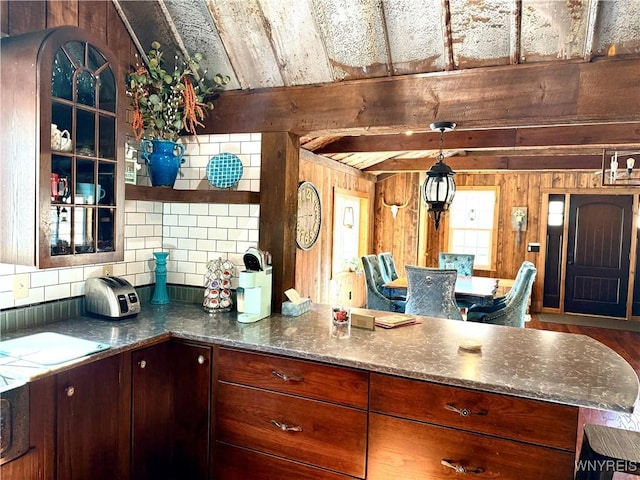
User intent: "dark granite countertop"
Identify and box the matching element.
[1,302,638,413]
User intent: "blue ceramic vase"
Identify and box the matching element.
[140,139,186,187]
[151,251,170,304]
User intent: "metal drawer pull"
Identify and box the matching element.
[271,370,304,383]
[271,420,303,432]
[441,459,484,474]
[445,403,487,417]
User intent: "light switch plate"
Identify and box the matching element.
[13,274,29,299]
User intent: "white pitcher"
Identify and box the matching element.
[51,124,72,151]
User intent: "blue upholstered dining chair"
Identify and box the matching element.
[378,252,399,284]
[438,253,475,277]
[494,261,535,305]
[404,266,463,320]
[466,264,537,328]
[361,255,406,313]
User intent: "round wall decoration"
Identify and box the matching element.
[206,152,243,189]
[296,181,322,250]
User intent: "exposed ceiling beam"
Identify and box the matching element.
[308,123,640,154]
[363,154,604,172]
[202,58,640,136]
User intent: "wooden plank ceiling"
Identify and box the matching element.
[114,0,640,174]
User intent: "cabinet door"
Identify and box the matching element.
[131,340,212,480]
[172,341,212,480]
[56,354,127,480]
[0,26,124,268]
[131,341,173,480]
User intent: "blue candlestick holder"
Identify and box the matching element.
[151,251,170,304]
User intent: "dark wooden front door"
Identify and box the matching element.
[565,195,633,317]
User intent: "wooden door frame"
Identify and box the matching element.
[538,188,639,320]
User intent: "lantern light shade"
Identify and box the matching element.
[422,121,457,230]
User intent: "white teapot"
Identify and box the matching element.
[51,124,72,151]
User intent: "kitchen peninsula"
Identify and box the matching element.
[1,303,638,480]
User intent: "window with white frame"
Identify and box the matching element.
[447,188,498,270]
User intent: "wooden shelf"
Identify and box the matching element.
[125,184,260,204]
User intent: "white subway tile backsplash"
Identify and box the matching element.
[164,214,178,226]
[0,134,261,309]
[217,241,236,252]
[146,213,163,224]
[241,141,262,154]
[189,203,209,215]
[188,250,209,264]
[170,203,190,215]
[178,216,198,227]
[197,216,217,228]
[209,204,229,216]
[229,204,250,217]
[136,225,155,238]
[0,264,15,275]
[218,217,237,229]
[136,201,156,213]
[228,229,249,242]
[45,283,71,301]
[189,227,208,239]
[127,262,145,275]
[167,272,185,284]
[197,239,218,251]
[207,229,227,240]
[170,226,189,238]
[31,270,59,288]
[177,238,198,251]
[185,273,204,287]
[127,212,146,225]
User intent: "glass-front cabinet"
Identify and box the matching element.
[0,27,124,268]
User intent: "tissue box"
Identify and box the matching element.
[282,298,312,316]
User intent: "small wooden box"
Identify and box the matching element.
[351,312,376,330]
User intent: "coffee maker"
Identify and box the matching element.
[237,247,272,323]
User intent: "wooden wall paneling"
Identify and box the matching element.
[106,0,133,70]
[47,0,78,27]
[1,1,8,35]
[374,174,420,277]
[297,151,376,304]
[78,1,107,42]
[8,0,46,35]
[260,132,299,312]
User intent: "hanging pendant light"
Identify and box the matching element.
[422,121,456,230]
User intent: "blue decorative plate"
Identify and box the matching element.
[206,152,243,189]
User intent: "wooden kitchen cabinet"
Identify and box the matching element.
[214,347,369,479]
[368,373,577,480]
[56,354,129,480]
[131,340,212,480]
[0,26,125,268]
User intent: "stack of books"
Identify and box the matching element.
[374,314,417,329]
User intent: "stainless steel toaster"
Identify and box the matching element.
[85,276,140,318]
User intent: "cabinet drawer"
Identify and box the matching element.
[370,373,577,451]
[218,348,368,408]
[368,413,575,480]
[216,382,367,477]
[214,442,358,480]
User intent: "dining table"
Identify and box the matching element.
[383,275,500,307]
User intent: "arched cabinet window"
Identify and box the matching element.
[1,26,125,268]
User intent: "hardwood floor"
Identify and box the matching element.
[527,314,640,480]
